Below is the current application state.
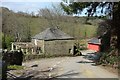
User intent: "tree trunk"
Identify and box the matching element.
[112,2,120,53]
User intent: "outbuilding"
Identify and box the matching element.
[88,38,101,52]
[32,27,74,55]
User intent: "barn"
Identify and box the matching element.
[32,27,74,55]
[88,38,101,52]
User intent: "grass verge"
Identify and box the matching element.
[7,65,24,70]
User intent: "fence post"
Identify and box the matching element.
[2,61,7,80]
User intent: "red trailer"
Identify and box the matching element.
[88,38,101,52]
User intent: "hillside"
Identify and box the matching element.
[26,17,98,38]
[1,7,102,45]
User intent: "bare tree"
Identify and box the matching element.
[37,4,65,28]
[2,7,32,43]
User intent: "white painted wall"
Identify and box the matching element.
[35,39,37,45]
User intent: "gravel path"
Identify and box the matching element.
[8,50,118,79]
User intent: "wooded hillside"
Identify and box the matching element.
[1,7,102,49]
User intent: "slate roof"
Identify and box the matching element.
[88,38,101,44]
[32,27,74,40]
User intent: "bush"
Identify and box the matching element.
[2,50,23,65]
[99,52,119,67]
[2,34,14,49]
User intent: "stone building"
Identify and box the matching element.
[32,27,74,55]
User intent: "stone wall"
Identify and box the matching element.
[32,39,44,53]
[44,40,74,55]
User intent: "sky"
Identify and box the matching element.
[1,0,106,16]
[0,0,89,16]
[1,0,63,14]
[1,2,61,14]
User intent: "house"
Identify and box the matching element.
[88,38,101,52]
[32,27,74,55]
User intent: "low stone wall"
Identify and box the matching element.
[23,54,43,62]
[44,40,74,55]
[23,53,73,62]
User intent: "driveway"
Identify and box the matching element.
[8,50,118,79]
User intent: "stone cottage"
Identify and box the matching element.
[32,27,74,55]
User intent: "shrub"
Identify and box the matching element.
[99,52,119,67]
[2,34,14,49]
[2,50,23,65]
